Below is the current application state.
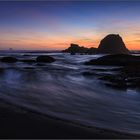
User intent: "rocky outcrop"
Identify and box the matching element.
[63,34,129,55]
[86,47,97,54]
[63,44,97,54]
[83,58,140,90]
[36,55,55,63]
[63,44,88,54]
[85,54,140,66]
[97,34,130,54]
[0,57,18,63]
[98,66,140,90]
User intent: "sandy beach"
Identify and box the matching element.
[0,100,139,139]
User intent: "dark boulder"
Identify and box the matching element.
[97,34,130,54]
[22,54,31,57]
[0,57,18,63]
[85,54,140,66]
[99,66,140,90]
[36,55,55,63]
[83,65,140,90]
[99,74,127,90]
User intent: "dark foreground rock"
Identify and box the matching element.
[83,65,140,90]
[97,34,130,54]
[36,55,55,63]
[84,54,140,90]
[100,66,140,90]
[0,57,18,63]
[85,54,140,66]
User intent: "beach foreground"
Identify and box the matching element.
[0,101,139,139]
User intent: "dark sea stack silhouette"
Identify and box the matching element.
[1,56,18,63]
[86,47,97,54]
[85,54,140,66]
[63,44,97,54]
[97,34,130,54]
[36,55,55,63]
[63,43,88,54]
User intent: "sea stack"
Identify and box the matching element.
[62,44,97,54]
[97,34,130,54]
[63,43,88,54]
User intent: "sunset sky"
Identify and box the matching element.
[0,1,140,50]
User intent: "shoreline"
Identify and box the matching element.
[0,100,139,139]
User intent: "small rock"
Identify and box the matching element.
[36,55,55,63]
[1,57,18,63]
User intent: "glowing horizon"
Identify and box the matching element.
[0,1,140,50]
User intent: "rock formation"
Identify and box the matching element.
[63,44,97,54]
[84,54,140,90]
[85,54,140,66]
[36,55,55,63]
[86,47,97,54]
[97,34,130,54]
[63,44,88,54]
[0,57,18,63]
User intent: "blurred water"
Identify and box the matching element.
[0,52,140,134]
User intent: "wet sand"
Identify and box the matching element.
[0,101,139,139]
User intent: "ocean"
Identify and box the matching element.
[0,52,140,135]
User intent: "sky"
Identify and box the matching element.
[0,1,140,50]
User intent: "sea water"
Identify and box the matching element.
[0,52,140,134]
